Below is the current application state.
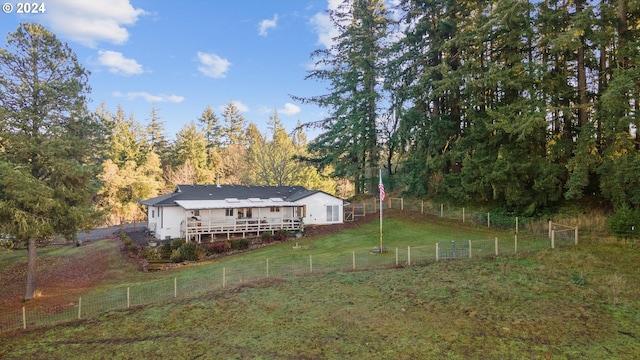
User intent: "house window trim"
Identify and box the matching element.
[326,204,340,222]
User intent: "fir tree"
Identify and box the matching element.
[0,23,101,300]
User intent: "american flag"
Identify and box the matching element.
[378,175,385,201]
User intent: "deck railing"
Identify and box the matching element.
[183,218,302,241]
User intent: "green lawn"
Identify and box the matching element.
[6,214,631,359]
[1,239,638,359]
[155,215,514,288]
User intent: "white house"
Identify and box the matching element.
[140,184,344,242]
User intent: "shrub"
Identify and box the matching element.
[607,205,640,239]
[159,243,172,259]
[140,247,161,261]
[170,242,206,263]
[119,231,139,253]
[170,249,182,263]
[170,238,185,250]
[273,230,289,242]
[262,232,274,243]
[230,239,250,250]
[205,241,231,255]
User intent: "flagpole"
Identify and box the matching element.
[379,168,383,253]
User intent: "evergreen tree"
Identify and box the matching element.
[105,106,147,167]
[295,0,390,195]
[222,101,247,147]
[171,121,211,182]
[246,111,300,186]
[198,105,224,149]
[0,23,101,300]
[145,104,170,167]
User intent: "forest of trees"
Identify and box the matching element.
[298,0,640,216]
[93,102,339,226]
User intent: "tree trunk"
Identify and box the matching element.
[576,0,588,128]
[24,238,38,301]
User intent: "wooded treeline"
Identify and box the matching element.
[93,103,339,225]
[300,0,640,215]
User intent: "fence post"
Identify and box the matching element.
[435,243,439,262]
[494,237,498,256]
[78,297,82,319]
[574,227,579,245]
[462,207,465,223]
[174,278,177,298]
[440,204,444,217]
[223,267,226,288]
[514,234,518,254]
[362,200,365,217]
[127,287,130,308]
[352,251,356,270]
[266,258,269,278]
[22,306,26,329]
[468,240,472,258]
[309,255,313,273]
[407,246,411,266]
[551,230,555,249]
[421,200,424,214]
[488,213,491,228]
[395,247,398,266]
[401,198,404,210]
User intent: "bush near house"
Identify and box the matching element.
[170,242,205,262]
[230,239,251,250]
[204,241,231,255]
[120,231,140,254]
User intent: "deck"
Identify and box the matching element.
[183,218,302,242]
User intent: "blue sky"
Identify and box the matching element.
[0,0,343,139]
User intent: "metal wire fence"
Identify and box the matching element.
[1,200,579,334]
[0,235,560,333]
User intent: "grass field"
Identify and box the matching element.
[1,212,638,359]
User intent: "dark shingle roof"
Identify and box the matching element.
[140,184,325,207]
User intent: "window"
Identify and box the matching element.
[237,208,253,219]
[270,207,280,213]
[225,209,234,216]
[151,210,155,218]
[326,205,340,222]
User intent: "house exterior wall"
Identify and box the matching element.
[146,192,343,241]
[151,206,302,241]
[296,192,343,225]
[147,206,161,236]
[156,206,185,240]
[193,207,296,224]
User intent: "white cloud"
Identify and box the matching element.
[97,50,143,75]
[258,14,279,36]
[113,91,184,103]
[45,0,146,47]
[197,52,231,78]
[232,101,249,112]
[310,0,342,48]
[278,103,301,116]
